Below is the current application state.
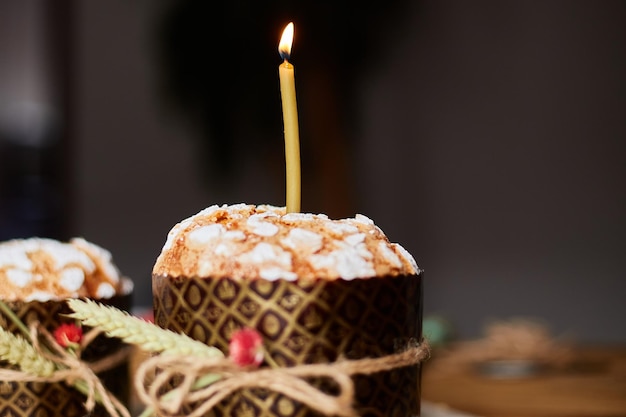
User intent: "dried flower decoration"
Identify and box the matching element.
[0,300,130,417]
[229,328,264,367]
[54,323,83,349]
[66,299,430,417]
[67,299,222,358]
[0,326,56,377]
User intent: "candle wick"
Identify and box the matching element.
[279,49,291,64]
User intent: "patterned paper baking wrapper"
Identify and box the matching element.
[153,272,423,417]
[0,285,132,417]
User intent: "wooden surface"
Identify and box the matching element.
[422,345,626,417]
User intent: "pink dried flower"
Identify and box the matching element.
[54,323,83,348]
[229,328,264,367]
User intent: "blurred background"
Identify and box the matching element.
[1,0,624,344]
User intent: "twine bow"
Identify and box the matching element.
[135,340,430,417]
[0,322,131,417]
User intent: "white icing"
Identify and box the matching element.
[393,243,419,274]
[240,243,291,267]
[72,238,110,260]
[197,259,216,277]
[187,224,225,246]
[247,214,279,236]
[101,262,120,283]
[324,222,359,235]
[25,291,55,302]
[59,267,85,292]
[121,278,134,295]
[214,243,233,256]
[344,233,366,246]
[228,203,249,211]
[310,248,375,280]
[250,222,279,237]
[162,217,193,251]
[356,243,374,260]
[339,233,373,261]
[37,239,95,271]
[71,237,120,283]
[0,246,33,270]
[379,241,402,268]
[281,212,315,223]
[251,211,279,219]
[6,269,32,288]
[96,283,116,299]
[353,214,374,225]
[224,231,246,240]
[260,267,298,281]
[281,228,323,254]
[196,204,220,217]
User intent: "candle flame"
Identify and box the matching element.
[278,22,294,61]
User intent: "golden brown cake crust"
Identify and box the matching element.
[153,204,419,280]
[0,237,127,301]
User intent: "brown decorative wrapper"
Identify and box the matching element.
[153,272,423,417]
[0,291,132,417]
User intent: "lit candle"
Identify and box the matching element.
[278,22,301,213]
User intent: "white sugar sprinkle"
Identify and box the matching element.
[96,283,116,299]
[260,267,298,281]
[344,233,366,246]
[0,247,33,270]
[224,231,246,240]
[241,243,291,267]
[162,218,193,251]
[38,239,95,271]
[59,267,85,292]
[228,203,248,211]
[214,243,233,256]
[281,228,323,253]
[379,241,402,268]
[281,212,315,223]
[72,238,120,283]
[393,243,419,274]
[247,214,279,236]
[197,259,216,277]
[196,204,220,217]
[324,222,359,235]
[310,248,375,280]
[6,269,32,288]
[25,291,55,302]
[354,214,374,225]
[250,222,279,237]
[187,224,225,246]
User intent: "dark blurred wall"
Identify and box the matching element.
[358,1,626,343]
[0,1,71,240]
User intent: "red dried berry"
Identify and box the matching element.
[54,323,83,348]
[228,328,264,367]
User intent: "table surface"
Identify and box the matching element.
[422,345,626,417]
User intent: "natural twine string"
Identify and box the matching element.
[0,322,131,417]
[135,339,430,417]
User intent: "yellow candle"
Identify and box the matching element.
[278,22,301,213]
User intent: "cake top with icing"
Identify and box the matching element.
[0,237,129,302]
[153,204,419,281]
